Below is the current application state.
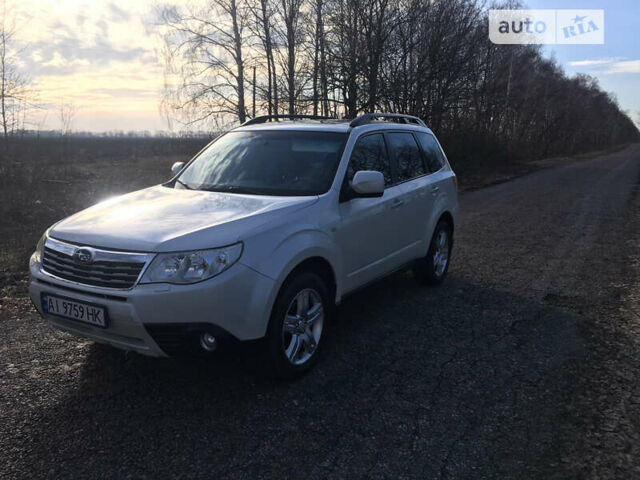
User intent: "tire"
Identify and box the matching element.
[413,219,453,286]
[265,271,330,379]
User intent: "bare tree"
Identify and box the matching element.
[273,0,307,115]
[361,0,398,112]
[327,0,361,117]
[159,0,250,126]
[155,0,638,156]
[0,0,31,154]
[58,100,77,136]
[248,0,278,116]
[309,0,328,115]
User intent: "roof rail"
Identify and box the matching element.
[242,114,333,126]
[349,113,426,128]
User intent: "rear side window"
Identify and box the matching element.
[386,132,426,182]
[347,133,392,186]
[415,132,446,172]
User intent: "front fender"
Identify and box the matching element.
[241,228,342,304]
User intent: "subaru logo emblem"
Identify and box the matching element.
[73,248,94,264]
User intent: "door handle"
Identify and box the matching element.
[390,199,405,209]
[430,186,440,195]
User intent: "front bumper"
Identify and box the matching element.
[29,259,277,357]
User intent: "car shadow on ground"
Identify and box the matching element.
[20,271,584,478]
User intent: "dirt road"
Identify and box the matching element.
[1,144,639,478]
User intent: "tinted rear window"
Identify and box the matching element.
[415,132,446,172]
[386,132,426,182]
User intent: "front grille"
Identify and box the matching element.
[33,278,128,302]
[42,246,145,289]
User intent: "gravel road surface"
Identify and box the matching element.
[2,144,640,478]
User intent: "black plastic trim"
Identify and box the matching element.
[33,278,128,302]
[144,323,239,356]
[242,114,333,126]
[349,113,427,128]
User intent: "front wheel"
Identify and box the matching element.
[265,271,329,379]
[413,220,453,286]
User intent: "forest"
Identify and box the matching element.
[159,0,639,165]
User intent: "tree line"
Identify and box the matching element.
[159,0,639,164]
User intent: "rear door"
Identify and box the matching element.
[414,131,454,238]
[384,131,435,257]
[337,132,412,292]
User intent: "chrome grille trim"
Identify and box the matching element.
[41,237,155,290]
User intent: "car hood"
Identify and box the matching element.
[50,185,318,252]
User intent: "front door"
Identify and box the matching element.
[337,132,413,293]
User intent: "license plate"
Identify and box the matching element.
[41,293,108,328]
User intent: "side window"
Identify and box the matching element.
[386,132,426,182]
[347,133,392,186]
[415,132,446,172]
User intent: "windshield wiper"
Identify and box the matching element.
[200,185,267,195]
[175,179,193,190]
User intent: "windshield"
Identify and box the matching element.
[174,130,348,196]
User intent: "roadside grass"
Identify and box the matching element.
[457,142,635,192]
[0,137,209,285]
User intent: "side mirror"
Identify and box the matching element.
[350,170,385,198]
[171,162,185,176]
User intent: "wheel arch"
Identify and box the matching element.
[438,211,455,234]
[423,209,455,253]
[278,256,338,307]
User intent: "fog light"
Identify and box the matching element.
[200,333,218,352]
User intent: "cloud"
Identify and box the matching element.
[15,0,167,131]
[96,19,109,38]
[75,12,88,28]
[108,3,131,22]
[17,1,159,78]
[28,42,151,76]
[569,58,640,74]
[91,87,158,98]
[569,58,617,67]
[604,60,640,74]
[34,60,163,114]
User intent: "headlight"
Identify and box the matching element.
[140,243,243,285]
[32,230,49,265]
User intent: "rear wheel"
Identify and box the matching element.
[413,219,453,285]
[266,271,329,379]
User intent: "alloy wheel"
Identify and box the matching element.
[433,229,449,277]
[282,288,324,365]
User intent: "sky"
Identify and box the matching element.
[527,0,640,128]
[17,0,164,132]
[13,0,640,132]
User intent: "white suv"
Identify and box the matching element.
[29,113,458,378]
